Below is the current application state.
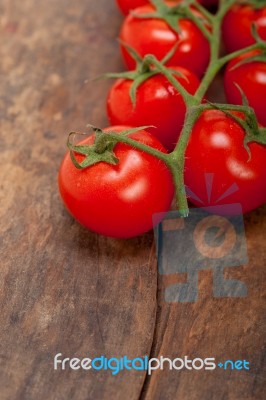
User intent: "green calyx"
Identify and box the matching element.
[227,109,266,155]
[67,125,153,169]
[104,42,188,106]
[132,0,185,34]
[206,87,266,159]
[67,128,118,169]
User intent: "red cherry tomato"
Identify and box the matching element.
[184,110,266,214]
[119,2,210,77]
[58,127,174,238]
[224,50,266,127]
[222,3,266,53]
[107,66,200,151]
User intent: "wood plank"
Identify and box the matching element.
[0,1,158,399]
[142,206,266,400]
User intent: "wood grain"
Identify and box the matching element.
[0,1,265,399]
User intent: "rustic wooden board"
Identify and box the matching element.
[0,1,265,399]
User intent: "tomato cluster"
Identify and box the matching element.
[59,0,266,238]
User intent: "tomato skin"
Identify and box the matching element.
[119,3,210,77]
[222,4,266,53]
[58,127,174,238]
[107,66,200,151]
[184,110,266,214]
[116,0,148,15]
[224,50,266,127]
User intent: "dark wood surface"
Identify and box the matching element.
[0,1,265,399]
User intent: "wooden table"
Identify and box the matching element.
[0,1,265,399]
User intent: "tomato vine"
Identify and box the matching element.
[68,0,266,218]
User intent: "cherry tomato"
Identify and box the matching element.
[119,2,210,77]
[184,110,266,214]
[107,66,200,151]
[222,3,266,53]
[224,50,266,127]
[58,127,174,238]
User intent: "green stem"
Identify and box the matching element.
[164,0,240,213]
[193,1,214,22]
[193,0,226,101]
[184,6,212,41]
[99,133,170,163]
[144,54,196,106]
[218,42,266,67]
[169,105,206,214]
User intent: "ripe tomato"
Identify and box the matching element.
[107,66,200,151]
[116,0,148,15]
[184,110,266,214]
[224,50,266,127]
[119,2,210,77]
[222,3,266,53]
[58,127,174,238]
